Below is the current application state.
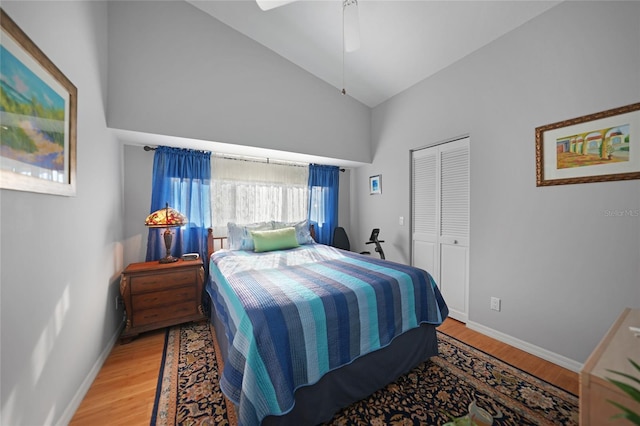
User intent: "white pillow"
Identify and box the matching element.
[227,221,273,250]
[272,219,314,245]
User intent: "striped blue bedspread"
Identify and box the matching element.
[207,243,448,426]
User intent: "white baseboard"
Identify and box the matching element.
[56,319,126,426]
[465,320,583,373]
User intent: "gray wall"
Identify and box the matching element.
[0,2,124,425]
[122,145,153,267]
[107,0,371,164]
[353,1,640,365]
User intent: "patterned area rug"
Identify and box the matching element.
[150,322,578,426]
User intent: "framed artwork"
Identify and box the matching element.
[369,174,381,195]
[536,102,640,186]
[0,8,77,196]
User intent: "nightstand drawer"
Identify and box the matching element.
[133,301,198,327]
[130,269,196,294]
[132,286,196,310]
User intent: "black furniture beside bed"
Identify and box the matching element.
[205,223,448,425]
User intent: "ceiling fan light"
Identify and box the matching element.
[343,0,361,52]
[256,0,298,11]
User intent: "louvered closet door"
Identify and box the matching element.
[412,147,439,280]
[412,137,469,322]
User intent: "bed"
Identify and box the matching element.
[205,223,448,426]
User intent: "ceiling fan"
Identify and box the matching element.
[255,0,361,52]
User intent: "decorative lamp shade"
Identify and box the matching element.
[145,205,187,228]
[145,203,187,263]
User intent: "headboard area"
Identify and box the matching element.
[206,224,317,261]
[207,228,227,260]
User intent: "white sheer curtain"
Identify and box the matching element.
[210,156,309,236]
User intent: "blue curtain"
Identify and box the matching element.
[146,146,212,264]
[307,164,340,245]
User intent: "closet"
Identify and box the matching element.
[411,137,470,322]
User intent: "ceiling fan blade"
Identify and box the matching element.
[256,0,298,11]
[256,0,361,52]
[343,0,360,52]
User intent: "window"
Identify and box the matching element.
[210,156,309,236]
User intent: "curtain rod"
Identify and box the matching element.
[143,145,345,172]
[212,153,346,172]
[212,152,308,168]
[142,145,209,154]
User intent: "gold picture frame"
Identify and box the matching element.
[536,102,640,186]
[0,8,77,196]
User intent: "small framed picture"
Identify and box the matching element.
[369,174,381,195]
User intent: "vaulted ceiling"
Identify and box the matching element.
[187,0,561,107]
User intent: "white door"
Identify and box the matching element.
[412,137,469,322]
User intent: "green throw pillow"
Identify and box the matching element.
[251,227,300,253]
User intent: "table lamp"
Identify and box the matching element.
[145,203,187,263]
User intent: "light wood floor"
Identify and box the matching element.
[70,318,579,425]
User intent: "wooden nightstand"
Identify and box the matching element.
[119,259,205,342]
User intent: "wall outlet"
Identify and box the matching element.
[490,297,501,311]
[399,216,404,226]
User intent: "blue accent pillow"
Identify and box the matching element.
[272,220,314,245]
[227,221,273,250]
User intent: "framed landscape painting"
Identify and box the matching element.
[0,8,77,196]
[536,102,640,186]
